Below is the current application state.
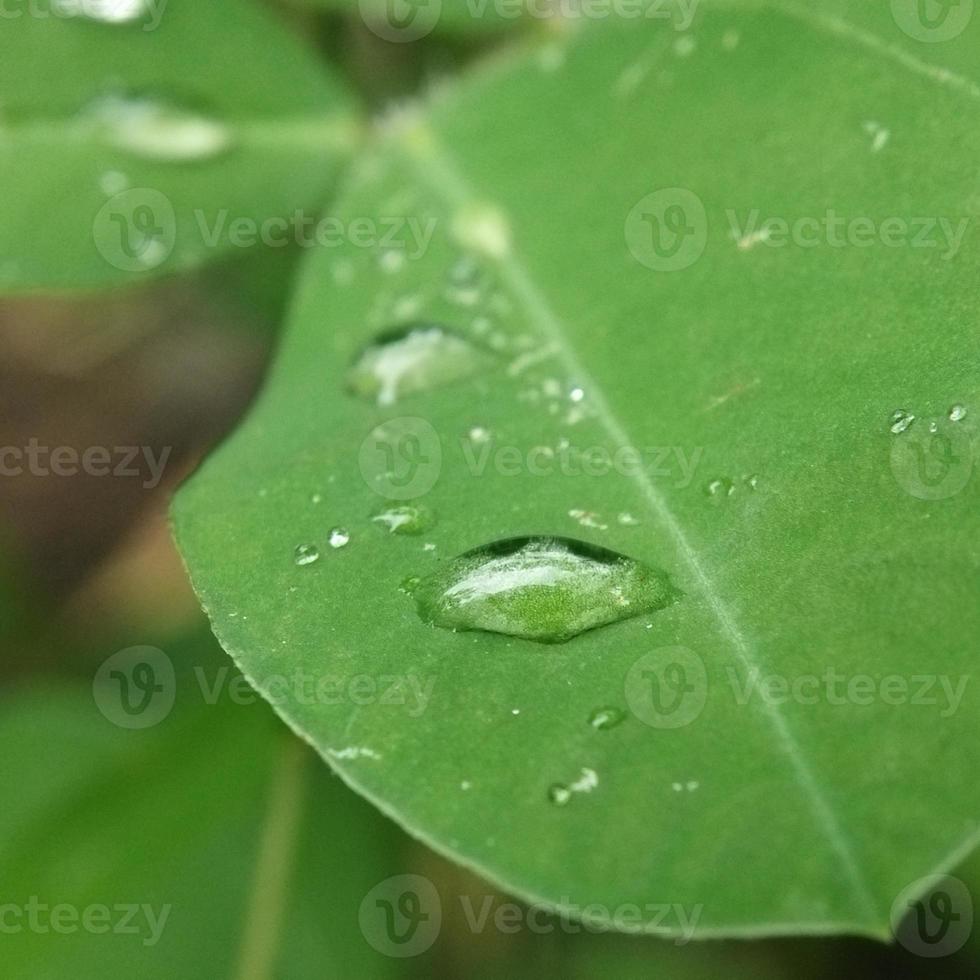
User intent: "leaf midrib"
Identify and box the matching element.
[390,51,892,922]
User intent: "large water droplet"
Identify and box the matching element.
[412,537,679,643]
[82,94,233,162]
[346,324,490,406]
[371,504,435,536]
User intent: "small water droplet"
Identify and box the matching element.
[294,544,320,566]
[569,508,608,530]
[371,504,435,536]
[589,706,625,730]
[467,425,492,444]
[400,575,422,595]
[328,527,350,549]
[949,404,967,422]
[449,255,481,287]
[706,477,735,497]
[82,94,233,162]
[451,202,511,259]
[929,420,939,433]
[569,386,585,403]
[53,0,152,24]
[411,537,680,643]
[311,493,322,505]
[890,410,915,434]
[548,784,571,806]
[378,250,405,274]
[346,324,491,406]
[617,512,640,526]
[744,474,758,490]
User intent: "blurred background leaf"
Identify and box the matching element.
[0,0,359,291]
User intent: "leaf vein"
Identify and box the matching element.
[400,129,880,922]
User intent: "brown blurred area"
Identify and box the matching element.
[0,255,289,677]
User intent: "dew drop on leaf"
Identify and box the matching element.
[890,409,915,434]
[949,404,967,422]
[345,324,491,406]
[82,94,233,162]
[328,527,350,549]
[588,706,625,730]
[370,504,435,536]
[294,544,320,566]
[467,425,492,444]
[548,784,571,806]
[411,536,679,643]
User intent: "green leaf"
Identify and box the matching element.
[0,636,826,977]
[0,0,358,292]
[174,3,980,939]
